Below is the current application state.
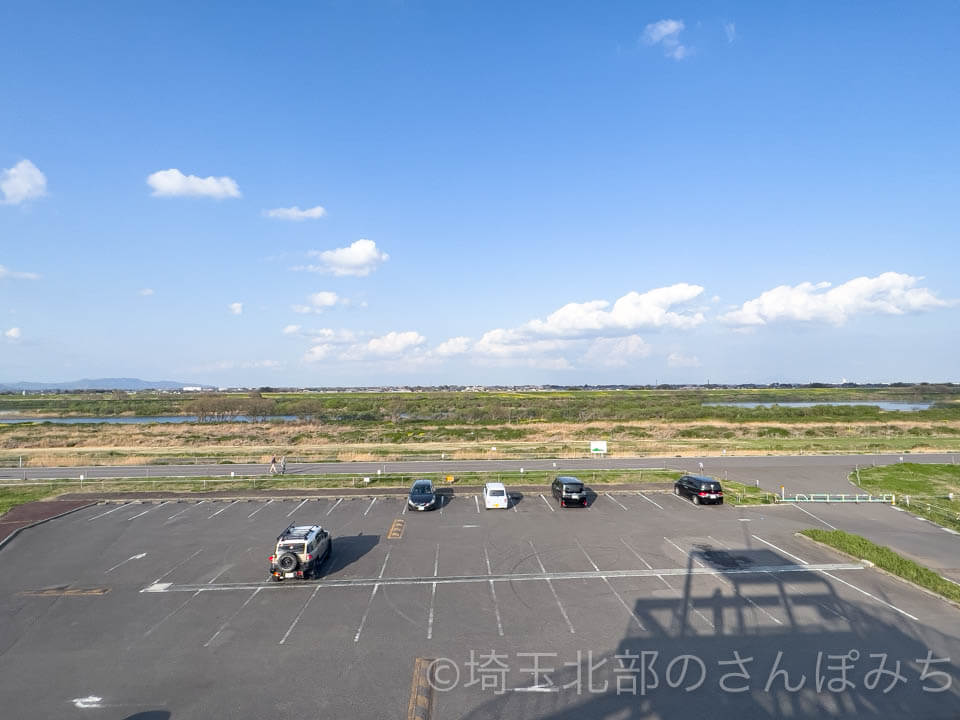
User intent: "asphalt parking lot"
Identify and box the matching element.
[2,489,960,719]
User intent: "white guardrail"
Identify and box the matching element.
[778,493,896,504]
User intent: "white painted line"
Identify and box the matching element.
[363,498,377,516]
[144,590,201,636]
[143,582,172,593]
[88,503,130,521]
[402,499,408,515]
[279,585,321,645]
[790,503,838,530]
[72,697,104,709]
[539,494,555,512]
[576,538,642,629]
[483,546,504,636]
[512,496,518,512]
[167,501,204,521]
[605,493,629,511]
[152,548,204,583]
[286,499,308,518]
[105,553,146,574]
[637,492,663,510]
[326,498,342,515]
[247,500,273,518]
[353,551,391,643]
[207,566,231,584]
[529,540,574,634]
[619,537,712,627]
[127,502,168,520]
[575,538,600,572]
[619,537,653,570]
[206,588,261,647]
[819,570,919,621]
[474,495,480,513]
[208,500,239,519]
[513,686,559,693]
[751,534,810,565]
[427,544,440,640]
[664,537,704,567]
[484,546,494,575]
[439,495,445,515]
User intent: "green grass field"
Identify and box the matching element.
[852,463,960,531]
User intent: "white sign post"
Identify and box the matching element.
[590,441,607,456]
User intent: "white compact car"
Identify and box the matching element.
[483,482,509,510]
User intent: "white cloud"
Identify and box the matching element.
[667,352,701,368]
[720,272,950,327]
[302,329,425,363]
[139,288,154,296]
[0,264,40,280]
[434,336,472,357]
[4,327,21,340]
[147,168,241,199]
[229,302,243,315]
[263,205,327,221]
[1,160,47,205]
[641,18,691,60]
[363,331,426,356]
[294,239,389,277]
[282,324,301,335]
[304,344,334,363]
[723,21,737,43]
[292,291,341,314]
[583,335,652,367]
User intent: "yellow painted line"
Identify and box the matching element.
[407,657,434,720]
[21,587,110,597]
[388,518,406,540]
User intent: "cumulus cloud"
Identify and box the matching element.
[303,329,425,363]
[641,18,690,60]
[720,272,950,327]
[667,352,701,368]
[1,160,47,204]
[292,291,341,314]
[294,239,389,277]
[263,205,327,221]
[282,324,301,335]
[434,336,472,357]
[229,302,243,315]
[583,335,652,367]
[4,327,21,340]
[363,331,426,356]
[139,288,154,296]
[147,168,241,199]
[0,264,40,280]
[723,21,737,43]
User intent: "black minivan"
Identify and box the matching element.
[674,475,724,505]
[551,475,587,507]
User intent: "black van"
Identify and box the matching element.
[551,475,587,508]
[674,475,724,505]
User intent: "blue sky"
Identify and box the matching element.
[1,1,958,386]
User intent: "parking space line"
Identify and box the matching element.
[539,494,555,512]
[751,535,809,565]
[666,492,692,508]
[636,492,664,510]
[247,500,273,518]
[144,590,201,637]
[128,502,168,520]
[402,498,408,515]
[152,548,204,584]
[286,499,309,518]
[576,538,644,630]
[209,500,239,519]
[427,544,439,639]
[819,570,919,621]
[353,551,391,643]
[363,498,377,516]
[664,537,705,567]
[167,501,204,521]
[206,588,261,647]
[512,495,518,512]
[790,503,838,530]
[529,540,575,634]
[279,585,321,645]
[88,503,130,521]
[483,547,505,636]
[326,498,343,515]
[474,496,480,513]
[605,493,629,511]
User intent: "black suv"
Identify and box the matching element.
[674,475,724,505]
[551,475,587,507]
[269,524,332,581]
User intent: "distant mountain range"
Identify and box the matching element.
[0,378,207,391]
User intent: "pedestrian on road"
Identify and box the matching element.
[279,456,286,475]
[269,456,278,474]
[698,461,704,473]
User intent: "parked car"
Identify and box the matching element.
[408,479,438,511]
[551,475,587,507]
[269,524,332,581]
[674,475,724,505]
[483,481,509,509]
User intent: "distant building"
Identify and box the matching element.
[182,386,203,392]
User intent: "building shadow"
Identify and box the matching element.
[321,533,380,575]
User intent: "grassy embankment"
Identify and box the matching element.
[800,528,960,604]
[852,463,960,532]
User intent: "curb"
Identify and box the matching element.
[0,502,96,552]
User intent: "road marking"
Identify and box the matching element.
[427,544,439,639]
[206,566,231,584]
[402,499,408,515]
[576,538,644,629]
[206,588,261,647]
[105,553,146,574]
[364,498,377,516]
[529,540,575,633]
[21,587,110,597]
[605,493,629,511]
[483,546,504,636]
[474,495,480,513]
[127,502,168,520]
[388,518,406,539]
[407,657,435,720]
[208,500,239,519]
[279,585,321,645]
[353,552,391,642]
[286,499,309,518]
[167,501,204,520]
[247,500,273,518]
[439,495,445,515]
[790,503,838,529]
[666,491,691,507]
[152,548,204,583]
[751,535,810,565]
[637,492,664,510]
[664,537,705,567]
[326,498,343,515]
[539,494,555,512]
[88,503,130,521]
[819,570,919,621]
[144,590,201,636]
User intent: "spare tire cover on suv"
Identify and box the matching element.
[277,552,299,572]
